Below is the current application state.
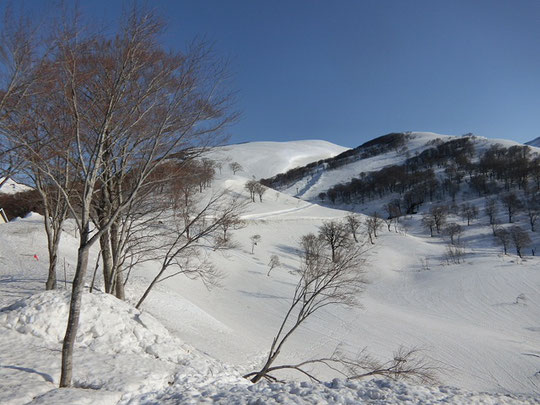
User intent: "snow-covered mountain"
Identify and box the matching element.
[526,136,540,147]
[262,131,540,202]
[0,177,32,194]
[0,135,539,404]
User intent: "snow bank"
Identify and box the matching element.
[0,290,189,362]
[126,377,538,404]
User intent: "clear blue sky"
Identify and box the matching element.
[11,1,540,147]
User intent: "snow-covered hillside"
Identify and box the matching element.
[526,136,540,148]
[0,177,32,194]
[270,132,540,201]
[205,139,349,179]
[0,137,539,403]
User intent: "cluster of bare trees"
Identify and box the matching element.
[0,7,241,387]
[245,179,267,202]
[420,191,537,258]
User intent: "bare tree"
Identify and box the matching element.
[319,220,351,261]
[344,213,362,243]
[3,7,237,387]
[509,225,531,258]
[135,191,245,309]
[244,237,368,383]
[244,179,257,202]
[250,234,261,254]
[421,213,436,237]
[267,254,280,276]
[443,223,462,246]
[229,161,243,174]
[494,227,511,255]
[218,212,245,244]
[429,205,448,234]
[459,203,478,226]
[525,197,539,232]
[500,192,522,223]
[0,9,43,188]
[365,212,383,244]
[484,197,498,235]
[254,182,266,202]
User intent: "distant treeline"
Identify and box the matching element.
[322,136,540,215]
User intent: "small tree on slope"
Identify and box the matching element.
[244,236,438,384]
[244,238,368,383]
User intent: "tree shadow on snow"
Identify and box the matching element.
[1,365,54,383]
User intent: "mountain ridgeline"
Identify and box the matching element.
[262,133,540,216]
[260,132,411,189]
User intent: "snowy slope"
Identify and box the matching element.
[205,139,349,180]
[0,137,539,403]
[276,132,540,201]
[526,136,540,147]
[0,177,32,194]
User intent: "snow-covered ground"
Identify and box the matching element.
[0,137,539,403]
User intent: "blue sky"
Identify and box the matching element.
[12,1,540,147]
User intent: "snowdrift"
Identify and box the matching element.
[0,290,189,362]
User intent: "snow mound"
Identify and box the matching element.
[128,378,538,404]
[0,290,189,362]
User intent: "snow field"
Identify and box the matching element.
[0,137,539,403]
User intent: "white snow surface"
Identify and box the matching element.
[205,139,349,179]
[0,177,32,194]
[0,136,539,403]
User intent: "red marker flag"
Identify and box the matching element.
[33,254,39,261]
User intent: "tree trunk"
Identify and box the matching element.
[99,230,114,293]
[59,234,91,388]
[45,261,57,290]
[115,267,125,300]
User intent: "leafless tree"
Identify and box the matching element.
[509,225,531,258]
[500,192,522,223]
[484,197,498,234]
[524,197,539,232]
[443,223,462,246]
[218,211,245,244]
[344,346,437,385]
[135,191,244,309]
[494,226,511,255]
[459,203,478,226]
[319,220,351,261]
[254,182,266,202]
[0,9,43,188]
[250,234,261,254]
[244,237,368,383]
[244,179,257,202]
[365,212,383,244]
[229,161,242,174]
[3,7,237,387]
[429,205,448,234]
[421,213,436,237]
[345,213,362,242]
[267,254,280,276]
